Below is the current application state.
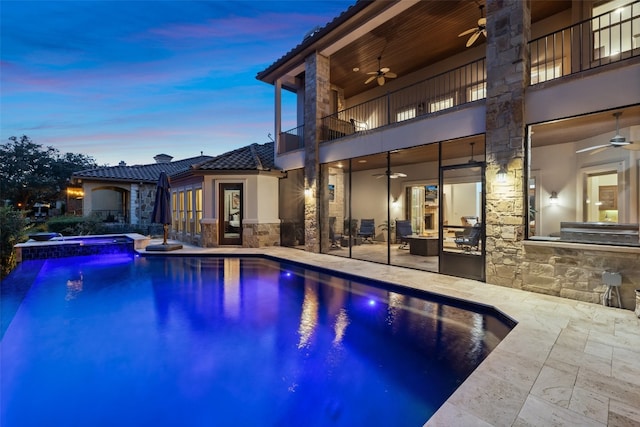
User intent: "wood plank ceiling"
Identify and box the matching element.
[330,0,572,99]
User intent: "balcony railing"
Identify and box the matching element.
[530,0,639,84]
[279,124,304,154]
[276,1,640,148]
[320,58,487,143]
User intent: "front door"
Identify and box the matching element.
[219,183,242,246]
[439,162,485,281]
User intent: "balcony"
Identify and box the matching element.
[319,58,487,144]
[276,1,639,151]
[530,0,639,84]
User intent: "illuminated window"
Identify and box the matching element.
[531,62,562,84]
[467,82,486,101]
[429,97,454,113]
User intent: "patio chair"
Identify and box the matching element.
[329,216,341,249]
[454,222,482,251]
[395,220,413,249]
[358,219,376,243]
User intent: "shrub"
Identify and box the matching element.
[47,214,107,236]
[0,207,27,278]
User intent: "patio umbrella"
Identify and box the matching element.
[151,171,172,245]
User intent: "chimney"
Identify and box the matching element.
[118,161,127,166]
[154,154,173,163]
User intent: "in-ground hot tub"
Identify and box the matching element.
[14,234,150,261]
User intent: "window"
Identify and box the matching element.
[467,82,486,101]
[592,0,640,59]
[195,188,202,234]
[531,62,562,84]
[429,97,454,113]
[528,108,639,246]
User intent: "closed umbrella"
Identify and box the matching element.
[151,171,172,244]
[148,171,181,251]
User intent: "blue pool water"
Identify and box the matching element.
[1,254,513,426]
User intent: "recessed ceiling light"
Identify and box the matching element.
[353,67,360,72]
[358,159,367,163]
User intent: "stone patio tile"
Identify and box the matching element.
[530,365,577,408]
[514,395,605,427]
[424,402,494,427]
[608,399,640,427]
[576,366,640,409]
[568,386,609,424]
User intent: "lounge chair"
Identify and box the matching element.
[395,220,413,249]
[358,218,376,243]
[454,222,482,251]
[329,217,341,249]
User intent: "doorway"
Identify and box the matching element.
[439,162,485,281]
[219,183,243,245]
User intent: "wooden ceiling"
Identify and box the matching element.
[330,0,572,98]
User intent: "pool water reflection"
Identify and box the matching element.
[1,255,513,426]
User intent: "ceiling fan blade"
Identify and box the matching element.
[366,71,378,75]
[377,75,385,86]
[365,75,377,84]
[575,144,610,154]
[394,173,407,178]
[458,28,476,37]
[380,67,390,73]
[478,17,486,26]
[481,29,487,37]
[623,142,640,150]
[385,72,397,79]
[590,146,611,155]
[466,31,480,47]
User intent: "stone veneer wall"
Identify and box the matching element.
[242,223,280,248]
[200,221,218,248]
[484,0,530,286]
[304,52,331,253]
[522,242,640,310]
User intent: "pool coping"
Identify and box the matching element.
[138,243,640,426]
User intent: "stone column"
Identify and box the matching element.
[484,0,531,287]
[303,52,331,253]
[130,183,140,225]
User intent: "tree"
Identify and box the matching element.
[0,135,97,208]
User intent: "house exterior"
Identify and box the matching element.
[70,154,212,230]
[169,142,284,247]
[257,0,640,309]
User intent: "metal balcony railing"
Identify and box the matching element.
[278,124,304,154]
[320,58,487,142]
[530,0,639,84]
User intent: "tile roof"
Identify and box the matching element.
[72,155,213,183]
[255,1,368,82]
[196,142,276,172]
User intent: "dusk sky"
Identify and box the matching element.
[1,1,354,166]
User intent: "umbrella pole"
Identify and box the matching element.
[163,224,168,245]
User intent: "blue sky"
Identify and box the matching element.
[1,0,354,166]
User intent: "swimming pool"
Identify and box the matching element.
[1,254,513,426]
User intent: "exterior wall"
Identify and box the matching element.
[198,173,281,248]
[201,219,218,248]
[242,222,280,248]
[484,0,530,286]
[523,241,640,309]
[303,52,331,253]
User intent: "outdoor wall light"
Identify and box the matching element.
[496,164,508,183]
[549,191,558,204]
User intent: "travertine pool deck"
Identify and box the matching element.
[141,242,640,426]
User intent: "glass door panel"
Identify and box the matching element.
[439,163,485,281]
[219,183,242,245]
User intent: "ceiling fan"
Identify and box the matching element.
[372,171,407,179]
[576,112,639,154]
[458,4,487,47]
[365,56,397,86]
